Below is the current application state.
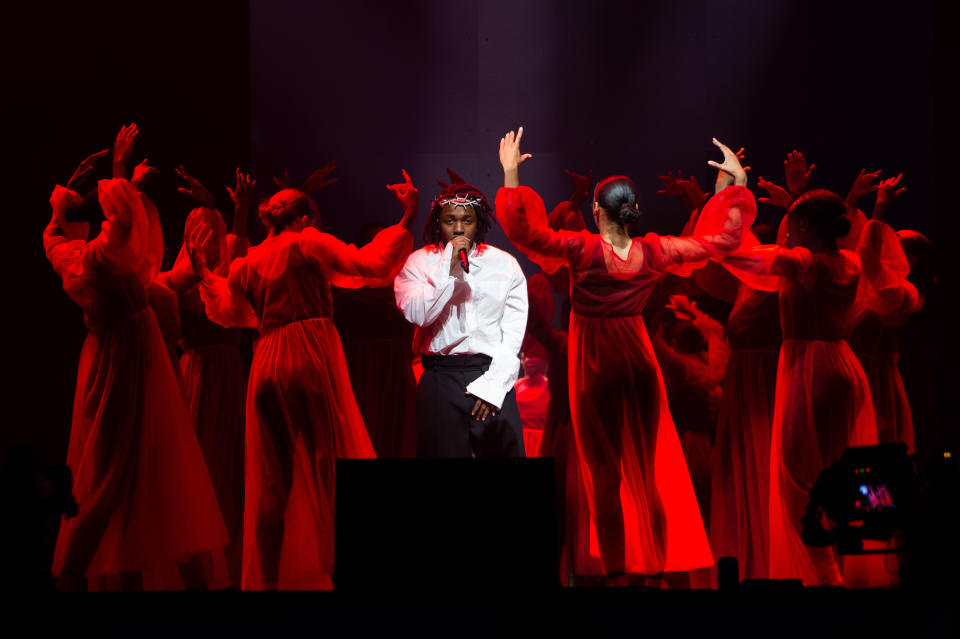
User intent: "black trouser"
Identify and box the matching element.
[416,354,525,458]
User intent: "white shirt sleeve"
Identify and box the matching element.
[394,243,469,327]
[465,258,528,409]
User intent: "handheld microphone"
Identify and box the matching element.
[458,248,470,273]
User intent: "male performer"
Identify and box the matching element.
[394,172,528,457]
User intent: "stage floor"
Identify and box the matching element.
[19,587,957,638]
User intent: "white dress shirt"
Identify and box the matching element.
[394,241,528,409]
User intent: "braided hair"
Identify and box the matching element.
[423,169,494,245]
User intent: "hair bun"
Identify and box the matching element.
[618,202,641,225]
[830,215,852,239]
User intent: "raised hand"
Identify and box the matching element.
[665,294,699,321]
[226,168,256,207]
[756,176,794,209]
[132,158,159,191]
[176,165,216,208]
[386,169,419,230]
[499,126,532,188]
[66,148,110,190]
[657,171,685,199]
[112,123,139,179]
[679,175,710,209]
[847,168,882,203]
[784,150,814,197]
[273,169,294,191]
[565,169,593,209]
[302,160,338,193]
[734,146,752,173]
[707,137,748,193]
[227,168,255,236]
[658,170,709,212]
[875,172,906,204]
[185,224,214,277]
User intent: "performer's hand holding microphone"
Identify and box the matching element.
[450,235,472,274]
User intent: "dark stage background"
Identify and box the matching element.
[1,0,951,483]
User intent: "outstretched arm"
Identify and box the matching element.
[499,126,532,188]
[845,168,882,213]
[186,226,257,327]
[784,150,815,199]
[66,148,110,191]
[657,139,755,272]
[112,123,138,180]
[659,170,710,220]
[756,175,794,210]
[871,173,906,222]
[176,165,217,209]
[707,138,748,194]
[227,168,255,240]
[386,169,419,231]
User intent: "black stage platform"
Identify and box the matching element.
[18,587,955,638]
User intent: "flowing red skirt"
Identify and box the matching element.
[859,353,915,454]
[568,312,713,575]
[242,318,375,590]
[181,344,246,586]
[710,348,779,581]
[52,309,230,590]
[768,339,878,585]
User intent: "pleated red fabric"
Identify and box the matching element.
[198,224,412,590]
[45,180,229,590]
[159,207,251,586]
[720,244,880,585]
[332,285,417,459]
[496,184,756,576]
[847,219,922,454]
[709,284,781,581]
[516,374,549,457]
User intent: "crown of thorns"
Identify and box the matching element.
[435,195,485,209]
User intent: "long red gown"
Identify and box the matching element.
[708,284,781,581]
[721,243,880,585]
[198,223,412,590]
[159,206,250,586]
[44,180,229,590]
[847,219,922,454]
[496,184,756,576]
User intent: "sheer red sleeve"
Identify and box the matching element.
[654,185,757,275]
[299,225,413,289]
[495,186,591,272]
[44,186,88,282]
[197,258,258,328]
[855,219,922,317]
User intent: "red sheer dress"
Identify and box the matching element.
[847,219,922,454]
[332,284,417,459]
[496,184,756,576]
[158,206,251,586]
[720,243,880,585]
[44,180,229,590]
[709,284,781,581]
[198,224,412,590]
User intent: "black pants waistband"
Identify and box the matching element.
[421,354,492,370]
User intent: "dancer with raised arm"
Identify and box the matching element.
[495,127,755,584]
[188,171,416,590]
[157,167,255,586]
[719,188,881,586]
[45,124,229,591]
